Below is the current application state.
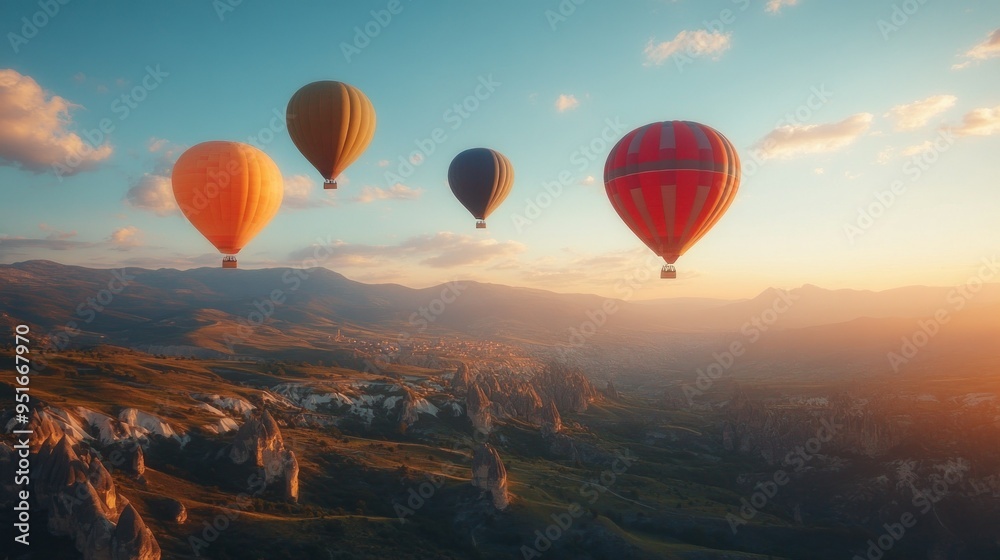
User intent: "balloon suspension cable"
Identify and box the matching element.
[324,179,338,190]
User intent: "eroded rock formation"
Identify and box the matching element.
[471,443,510,510]
[229,410,299,502]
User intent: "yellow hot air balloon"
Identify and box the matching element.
[286,81,376,189]
[171,141,284,268]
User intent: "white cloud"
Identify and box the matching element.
[953,28,1000,69]
[109,226,143,250]
[0,69,113,175]
[353,183,423,204]
[283,174,317,209]
[556,94,580,112]
[884,95,957,131]
[900,141,933,156]
[0,236,95,258]
[125,175,177,216]
[766,0,800,14]
[948,105,1000,136]
[875,146,894,164]
[38,223,77,241]
[124,139,185,215]
[643,30,731,66]
[287,232,525,269]
[147,137,169,153]
[755,113,874,160]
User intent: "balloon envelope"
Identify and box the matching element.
[447,148,514,225]
[604,121,740,264]
[286,81,376,186]
[171,141,284,255]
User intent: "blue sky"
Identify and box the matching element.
[1,0,998,299]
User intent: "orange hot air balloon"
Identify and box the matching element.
[604,121,741,279]
[286,81,376,189]
[171,141,284,268]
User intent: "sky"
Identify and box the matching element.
[1,0,998,300]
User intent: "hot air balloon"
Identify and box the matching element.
[604,121,740,279]
[447,148,514,229]
[171,141,284,268]
[286,81,376,189]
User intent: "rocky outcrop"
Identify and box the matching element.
[284,451,300,503]
[451,363,599,432]
[533,364,599,413]
[26,407,70,451]
[31,434,162,560]
[471,444,510,510]
[451,363,471,393]
[508,382,544,424]
[722,391,904,463]
[154,498,187,524]
[130,446,145,477]
[397,388,440,428]
[229,410,284,478]
[540,400,562,435]
[228,410,299,502]
[111,504,161,560]
[466,384,493,434]
[603,379,620,400]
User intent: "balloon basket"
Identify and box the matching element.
[476,220,486,229]
[660,265,676,279]
[324,180,338,190]
[223,257,238,269]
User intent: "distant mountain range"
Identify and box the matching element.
[2,260,997,379]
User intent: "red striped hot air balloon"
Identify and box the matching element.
[604,121,741,279]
